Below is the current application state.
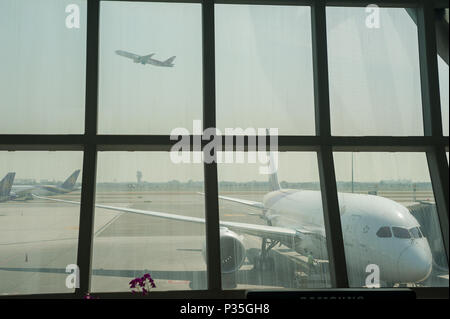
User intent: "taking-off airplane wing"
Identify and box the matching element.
[32,195,299,244]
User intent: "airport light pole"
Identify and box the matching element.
[351,152,354,194]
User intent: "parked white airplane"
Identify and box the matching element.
[34,155,433,286]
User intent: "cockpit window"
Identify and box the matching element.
[392,227,411,239]
[409,227,422,239]
[419,226,426,238]
[376,226,392,238]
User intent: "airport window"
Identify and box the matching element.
[376,227,392,238]
[0,0,448,300]
[438,55,449,136]
[90,152,206,292]
[334,152,448,287]
[0,151,83,295]
[327,7,423,136]
[98,1,202,134]
[217,152,331,289]
[215,4,316,135]
[0,0,87,134]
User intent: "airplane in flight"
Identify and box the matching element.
[115,50,176,67]
[1,170,81,201]
[35,156,434,287]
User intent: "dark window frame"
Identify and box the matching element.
[0,0,448,299]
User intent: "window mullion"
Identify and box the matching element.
[202,0,223,291]
[75,0,100,298]
[312,0,349,288]
[417,2,449,264]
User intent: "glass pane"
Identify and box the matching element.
[327,7,423,136]
[409,227,422,239]
[392,227,411,239]
[98,1,202,134]
[91,152,206,292]
[218,152,330,289]
[0,0,86,134]
[215,5,315,135]
[334,152,448,287]
[376,227,392,238]
[438,56,449,136]
[0,151,83,295]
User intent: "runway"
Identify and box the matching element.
[0,191,312,295]
[0,190,446,295]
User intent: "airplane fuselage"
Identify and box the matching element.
[133,57,174,67]
[262,189,433,285]
[36,185,77,195]
[9,185,78,198]
[115,50,176,67]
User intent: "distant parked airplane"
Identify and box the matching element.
[115,50,176,67]
[1,170,81,201]
[36,169,81,195]
[0,173,15,202]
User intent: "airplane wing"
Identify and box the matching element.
[115,50,140,60]
[142,54,155,59]
[33,195,298,243]
[198,192,264,210]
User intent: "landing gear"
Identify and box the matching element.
[252,238,279,271]
[253,256,275,271]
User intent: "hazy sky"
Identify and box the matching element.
[0,1,448,183]
[438,56,449,135]
[215,5,315,135]
[0,151,436,184]
[327,7,424,136]
[98,1,203,134]
[0,0,86,134]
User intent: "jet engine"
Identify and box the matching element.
[202,227,246,274]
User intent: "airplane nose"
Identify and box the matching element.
[398,245,432,283]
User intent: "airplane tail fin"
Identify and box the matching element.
[267,152,281,191]
[0,172,15,197]
[267,152,280,192]
[164,56,176,65]
[263,129,280,192]
[61,170,81,190]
